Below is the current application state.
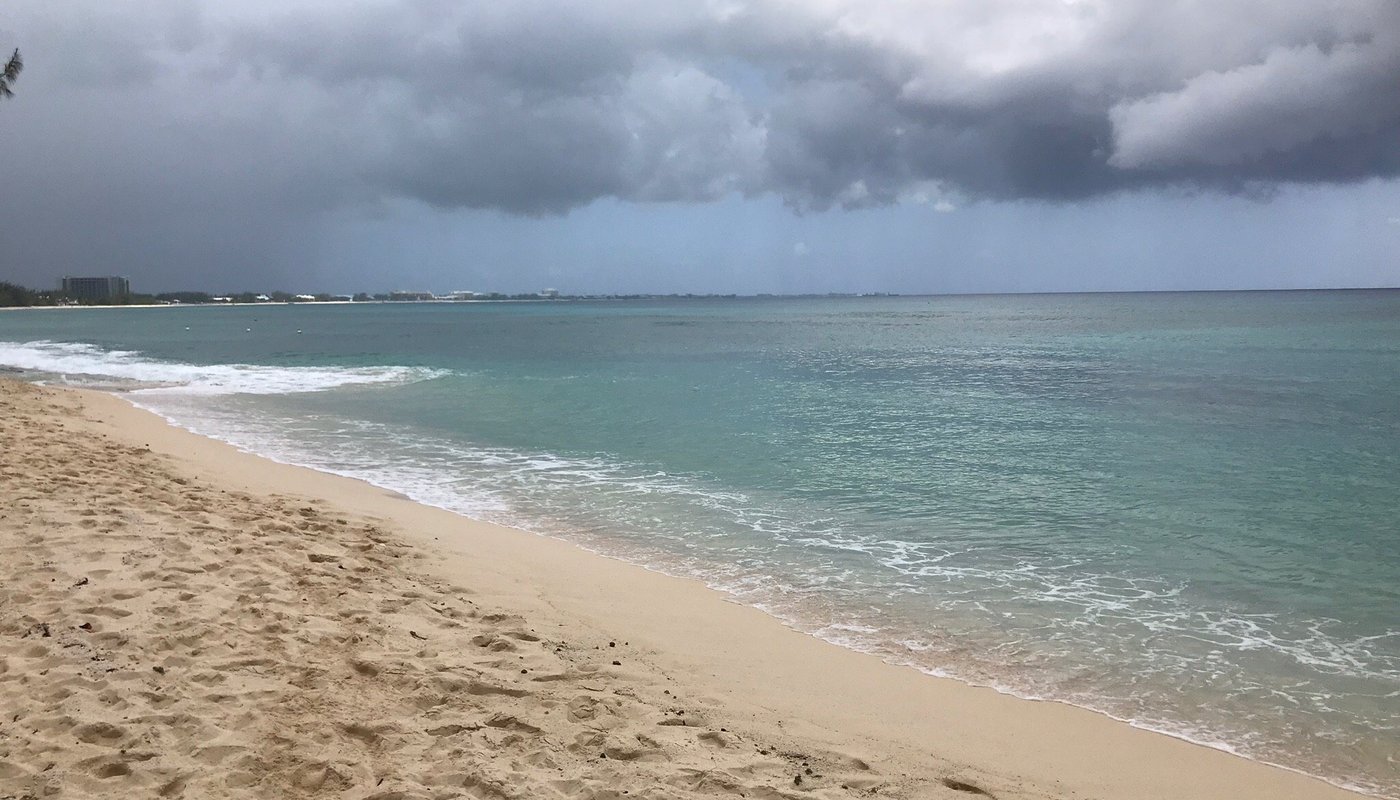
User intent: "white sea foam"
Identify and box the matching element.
[0,340,443,395]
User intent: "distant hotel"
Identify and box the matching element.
[60,275,130,302]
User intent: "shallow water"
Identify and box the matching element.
[3,292,1397,796]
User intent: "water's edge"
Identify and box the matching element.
[106,387,1380,800]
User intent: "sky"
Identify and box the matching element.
[1,0,1398,295]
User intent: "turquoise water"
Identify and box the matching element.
[2,292,1397,795]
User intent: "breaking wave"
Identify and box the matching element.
[0,340,444,395]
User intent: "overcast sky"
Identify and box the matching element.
[1,1,1397,294]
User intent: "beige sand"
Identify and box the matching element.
[0,380,1367,799]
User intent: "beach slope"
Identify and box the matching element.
[0,380,1367,799]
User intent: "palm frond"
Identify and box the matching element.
[2,49,21,82]
[0,48,20,101]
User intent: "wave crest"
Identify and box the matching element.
[0,339,444,395]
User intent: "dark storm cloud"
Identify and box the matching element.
[228,0,1400,209]
[3,0,1399,222]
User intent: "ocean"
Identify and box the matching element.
[2,291,1397,796]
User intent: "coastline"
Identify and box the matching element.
[0,378,1373,799]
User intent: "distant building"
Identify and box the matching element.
[60,275,130,302]
[449,290,476,301]
[540,288,560,298]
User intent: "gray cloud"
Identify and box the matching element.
[212,0,1400,209]
[1110,34,1400,170]
[1,0,1398,287]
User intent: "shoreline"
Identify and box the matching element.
[2,285,1398,315]
[115,389,1380,799]
[2,379,1376,799]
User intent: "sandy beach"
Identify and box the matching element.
[0,378,1369,800]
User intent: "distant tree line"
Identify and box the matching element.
[0,281,153,307]
[0,282,56,306]
[1,281,764,308]
[0,282,356,307]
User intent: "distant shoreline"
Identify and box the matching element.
[2,284,1398,312]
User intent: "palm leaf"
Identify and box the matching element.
[0,49,21,98]
[2,49,21,82]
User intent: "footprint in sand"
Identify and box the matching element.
[74,721,128,745]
